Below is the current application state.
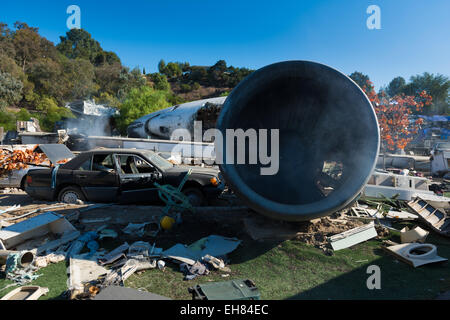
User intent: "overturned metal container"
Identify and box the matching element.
[216,61,380,221]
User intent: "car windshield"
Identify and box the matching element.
[142,151,173,170]
[437,143,450,149]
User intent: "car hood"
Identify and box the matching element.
[35,144,74,164]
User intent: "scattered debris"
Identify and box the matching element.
[128,241,151,257]
[383,243,448,267]
[349,206,418,220]
[180,261,210,280]
[98,242,129,266]
[36,230,80,255]
[0,286,49,300]
[363,170,435,201]
[407,197,450,237]
[203,254,231,272]
[33,253,65,268]
[400,226,429,243]
[162,235,241,265]
[157,260,165,270]
[4,250,40,285]
[68,256,110,299]
[67,231,98,258]
[0,211,77,249]
[123,223,150,237]
[0,250,34,267]
[103,260,138,287]
[328,222,378,251]
[98,229,117,240]
[0,205,21,215]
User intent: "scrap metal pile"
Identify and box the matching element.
[0,147,71,177]
[0,148,49,176]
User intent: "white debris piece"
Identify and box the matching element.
[328,222,378,251]
[400,226,429,243]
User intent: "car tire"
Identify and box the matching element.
[183,187,205,206]
[58,186,86,204]
[20,176,27,191]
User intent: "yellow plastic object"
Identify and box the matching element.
[160,216,175,230]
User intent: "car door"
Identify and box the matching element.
[72,153,120,202]
[115,153,162,204]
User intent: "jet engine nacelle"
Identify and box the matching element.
[216,61,380,221]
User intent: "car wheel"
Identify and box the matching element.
[20,176,27,191]
[183,187,205,206]
[58,186,85,204]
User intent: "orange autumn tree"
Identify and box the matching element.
[361,80,432,152]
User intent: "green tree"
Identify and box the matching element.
[15,108,31,121]
[94,62,124,96]
[0,22,15,57]
[349,71,370,90]
[0,71,23,107]
[94,92,121,108]
[12,22,42,71]
[116,86,171,134]
[27,58,65,102]
[158,59,166,73]
[12,22,58,71]
[36,96,74,131]
[387,76,406,97]
[0,53,25,81]
[63,57,97,99]
[0,110,16,130]
[402,72,449,114]
[162,62,182,79]
[57,29,120,66]
[149,73,170,91]
[116,67,147,99]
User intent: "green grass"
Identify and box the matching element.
[124,234,450,300]
[1,225,449,300]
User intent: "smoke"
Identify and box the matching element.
[62,100,119,137]
[63,115,115,137]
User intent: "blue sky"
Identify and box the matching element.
[1,0,449,89]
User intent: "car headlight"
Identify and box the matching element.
[210,177,219,186]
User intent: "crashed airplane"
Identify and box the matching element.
[127,97,226,141]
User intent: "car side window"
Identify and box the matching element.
[116,154,156,175]
[92,154,116,173]
[78,157,92,171]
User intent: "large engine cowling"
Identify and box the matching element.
[216,61,380,221]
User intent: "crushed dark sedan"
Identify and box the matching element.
[25,148,224,206]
